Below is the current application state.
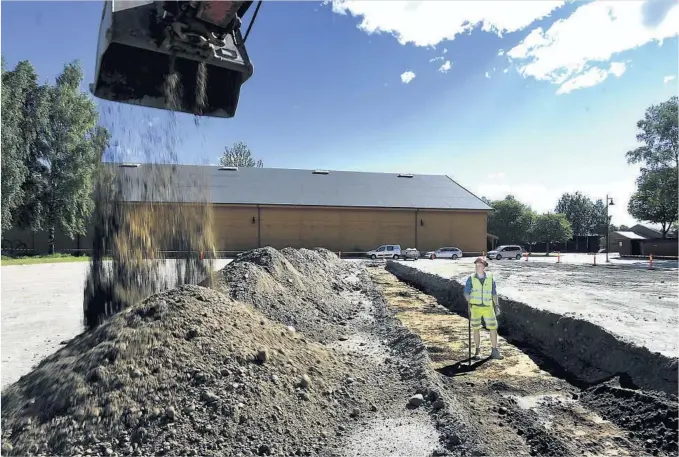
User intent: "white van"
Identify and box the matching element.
[366,245,402,260]
[487,245,524,260]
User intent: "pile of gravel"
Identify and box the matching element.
[1,285,384,457]
[213,247,369,342]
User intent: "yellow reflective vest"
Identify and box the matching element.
[469,274,494,307]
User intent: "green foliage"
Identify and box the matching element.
[1,59,40,232]
[3,59,109,253]
[487,195,534,244]
[555,192,594,236]
[626,96,678,171]
[628,167,678,238]
[220,141,263,168]
[625,96,678,238]
[532,212,573,253]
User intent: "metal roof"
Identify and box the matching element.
[614,231,647,240]
[111,164,492,211]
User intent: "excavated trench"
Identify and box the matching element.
[378,261,678,457]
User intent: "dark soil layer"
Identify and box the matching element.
[385,261,678,395]
[580,378,679,455]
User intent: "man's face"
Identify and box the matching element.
[475,262,485,274]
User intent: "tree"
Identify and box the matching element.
[487,195,534,244]
[219,141,263,168]
[14,61,109,253]
[532,212,573,255]
[625,96,678,238]
[1,59,41,232]
[625,96,678,172]
[555,192,596,249]
[628,167,678,238]
[590,199,610,238]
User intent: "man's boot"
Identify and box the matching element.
[490,347,504,360]
[472,348,481,360]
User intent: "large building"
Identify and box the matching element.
[2,165,492,255]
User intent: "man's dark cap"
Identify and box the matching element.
[474,257,488,267]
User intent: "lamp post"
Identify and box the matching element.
[605,195,614,263]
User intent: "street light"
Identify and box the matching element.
[605,195,614,263]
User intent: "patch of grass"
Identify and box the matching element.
[1,253,92,266]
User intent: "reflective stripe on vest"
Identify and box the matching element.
[469,274,494,306]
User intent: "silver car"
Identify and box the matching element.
[402,248,420,261]
[425,247,463,260]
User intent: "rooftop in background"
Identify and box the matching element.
[110,164,492,211]
[613,231,647,240]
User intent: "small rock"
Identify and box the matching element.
[432,399,445,410]
[165,406,176,420]
[287,326,296,333]
[298,374,312,389]
[409,394,425,407]
[350,408,360,417]
[183,405,195,414]
[131,369,143,378]
[201,390,220,403]
[258,444,272,455]
[186,328,199,340]
[370,404,378,412]
[255,349,269,364]
[300,392,310,401]
[498,406,507,415]
[105,448,114,456]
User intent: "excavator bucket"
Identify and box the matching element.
[91,1,255,118]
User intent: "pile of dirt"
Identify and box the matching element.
[1,285,383,457]
[212,247,371,342]
[580,378,679,455]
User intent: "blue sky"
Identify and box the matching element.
[2,0,678,226]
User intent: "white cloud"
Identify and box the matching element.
[507,1,679,92]
[664,75,677,84]
[556,61,626,95]
[438,60,452,73]
[329,0,566,47]
[401,70,416,84]
[503,68,509,74]
[442,48,448,54]
[498,49,505,56]
[485,71,491,79]
[429,56,444,62]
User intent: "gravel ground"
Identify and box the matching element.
[1,260,230,390]
[2,250,462,457]
[405,257,679,357]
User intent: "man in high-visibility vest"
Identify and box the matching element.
[464,257,504,360]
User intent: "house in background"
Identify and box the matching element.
[608,224,678,257]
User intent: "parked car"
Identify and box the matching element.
[402,248,420,261]
[366,244,402,260]
[487,245,523,260]
[425,247,463,260]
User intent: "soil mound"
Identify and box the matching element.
[213,247,368,342]
[1,285,372,457]
[580,378,679,455]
